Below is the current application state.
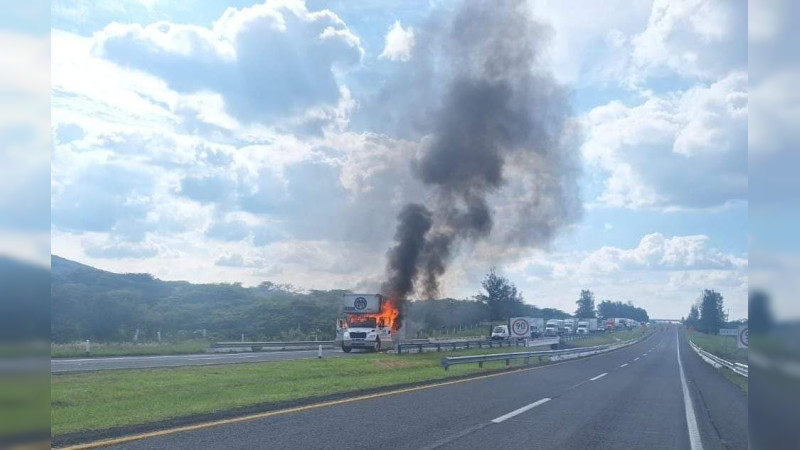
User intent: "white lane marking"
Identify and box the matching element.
[634,357,640,361]
[491,398,551,423]
[590,372,608,381]
[620,363,629,368]
[677,330,704,450]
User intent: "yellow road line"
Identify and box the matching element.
[58,334,651,449]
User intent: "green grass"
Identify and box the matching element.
[51,340,210,358]
[688,331,748,394]
[51,346,546,436]
[413,326,493,339]
[688,331,748,364]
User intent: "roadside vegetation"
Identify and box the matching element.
[51,333,638,436]
[687,331,747,365]
[51,340,210,358]
[52,346,551,436]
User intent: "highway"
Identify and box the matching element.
[98,327,746,449]
[51,349,351,373]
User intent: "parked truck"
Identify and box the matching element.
[563,318,576,334]
[576,318,598,334]
[338,294,395,352]
[545,319,564,336]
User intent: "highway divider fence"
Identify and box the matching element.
[689,340,748,378]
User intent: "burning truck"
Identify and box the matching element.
[336,294,400,353]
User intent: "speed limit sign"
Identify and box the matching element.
[510,318,530,338]
[738,326,748,349]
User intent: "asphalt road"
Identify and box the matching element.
[104,327,747,449]
[51,349,353,373]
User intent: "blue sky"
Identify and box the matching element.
[50,0,749,319]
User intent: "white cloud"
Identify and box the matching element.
[582,71,747,210]
[628,0,747,84]
[93,0,363,133]
[379,20,414,62]
[495,232,747,319]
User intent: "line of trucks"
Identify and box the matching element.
[335,293,646,350]
[492,317,645,340]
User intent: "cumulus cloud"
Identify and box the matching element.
[580,233,746,273]
[94,0,363,132]
[628,0,747,84]
[582,71,747,210]
[379,20,414,62]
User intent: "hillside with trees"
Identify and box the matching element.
[51,256,650,343]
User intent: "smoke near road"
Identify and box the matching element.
[382,0,581,304]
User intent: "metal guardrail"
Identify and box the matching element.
[396,339,524,354]
[211,341,334,351]
[689,340,748,378]
[440,334,646,370]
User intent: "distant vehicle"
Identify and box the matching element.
[529,318,545,336]
[545,319,563,336]
[492,325,510,340]
[339,294,395,353]
[575,318,592,334]
[576,318,598,334]
[563,318,576,334]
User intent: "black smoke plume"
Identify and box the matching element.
[382,0,581,307]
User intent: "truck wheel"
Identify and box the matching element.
[342,345,352,353]
[373,338,381,352]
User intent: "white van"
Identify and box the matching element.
[491,325,510,340]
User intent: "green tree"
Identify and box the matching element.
[475,267,524,321]
[699,289,726,334]
[685,303,700,329]
[575,289,596,318]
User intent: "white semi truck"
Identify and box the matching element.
[563,318,576,334]
[576,318,599,334]
[545,319,563,336]
[338,294,395,353]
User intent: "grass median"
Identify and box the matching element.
[52,345,550,436]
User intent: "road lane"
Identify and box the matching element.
[103,331,666,449]
[64,327,745,450]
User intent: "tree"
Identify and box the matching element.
[685,303,700,329]
[597,300,649,322]
[699,289,726,334]
[575,290,596,318]
[475,267,524,320]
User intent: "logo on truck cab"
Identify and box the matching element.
[354,296,368,311]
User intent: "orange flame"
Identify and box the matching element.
[345,295,401,332]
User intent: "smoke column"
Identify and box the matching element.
[383,0,580,308]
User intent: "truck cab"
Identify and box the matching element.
[544,319,562,336]
[341,316,392,352]
[576,320,589,334]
